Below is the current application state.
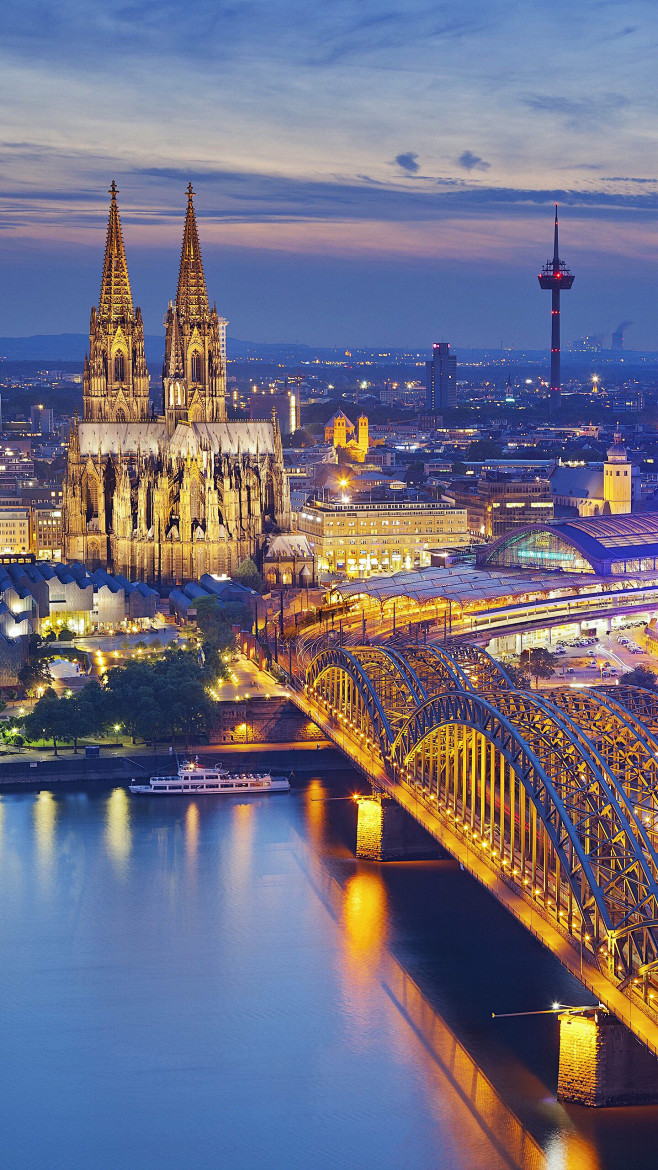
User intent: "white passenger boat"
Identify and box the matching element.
[129,758,290,795]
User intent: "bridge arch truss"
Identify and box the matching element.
[305,641,658,991]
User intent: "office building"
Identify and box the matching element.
[425,342,457,412]
[30,405,55,434]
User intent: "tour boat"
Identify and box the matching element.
[129,757,290,795]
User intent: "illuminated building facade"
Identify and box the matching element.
[323,411,372,463]
[63,184,290,586]
[0,507,32,556]
[296,495,468,578]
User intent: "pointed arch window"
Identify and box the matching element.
[191,351,202,383]
[114,352,125,382]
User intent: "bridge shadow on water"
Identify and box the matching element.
[296,762,658,1170]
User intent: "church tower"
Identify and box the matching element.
[163,184,228,432]
[83,182,150,423]
[604,429,632,515]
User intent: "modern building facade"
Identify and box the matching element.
[425,343,457,412]
[63,184,290,587]
[443,471,554,538]
[296,493,468,578]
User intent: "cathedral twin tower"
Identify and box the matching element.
[63,184,290,585]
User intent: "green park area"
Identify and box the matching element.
[3,596,252,755]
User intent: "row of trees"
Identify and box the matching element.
[20,644,227,753]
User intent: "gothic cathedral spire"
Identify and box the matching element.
[83,183,150,423]
[98,180,134,324]
[163,185,227,431]
[176,184,209,323]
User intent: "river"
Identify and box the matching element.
[0,751,655,1169]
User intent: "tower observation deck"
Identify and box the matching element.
[538,205,574,414]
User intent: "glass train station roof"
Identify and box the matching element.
[479,514,658,577]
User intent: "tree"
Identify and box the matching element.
[283,428,315,448]
[620,664,657,690]
[18,656,53,698]
[103,659,160,743]
[68,682,109,752]
[23,690,69,754]
[58,627,74,641]
[504,662,530,689]
[404,460,426,486]
[233,557,264,594]
[194,596,246,661]
[466,439,503,461]
[519,648,559,688]
[103,648,216,748]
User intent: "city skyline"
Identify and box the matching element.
[3,2,658,348]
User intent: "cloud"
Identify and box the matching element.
[523,93,628,129]
[458,151,490,172]
[394,152,420,175]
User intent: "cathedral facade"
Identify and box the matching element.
[63,183,290,586]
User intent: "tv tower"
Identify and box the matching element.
[538,205,574,414]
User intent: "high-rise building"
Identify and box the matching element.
[64,184,290,586]
[30,405,55,434]
[425,343,456,412]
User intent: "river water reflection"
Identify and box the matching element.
[0,759,655,1169]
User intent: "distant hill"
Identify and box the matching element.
[0,333,165,366]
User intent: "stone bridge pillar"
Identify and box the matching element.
[355,793,444,862]
[558,1008,658,1106]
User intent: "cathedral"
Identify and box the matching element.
[63,183,290,586]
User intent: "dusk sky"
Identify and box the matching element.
[3,0,658,349]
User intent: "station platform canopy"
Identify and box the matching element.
[330,564,634,609]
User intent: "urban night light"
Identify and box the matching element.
[3,0,658,1164]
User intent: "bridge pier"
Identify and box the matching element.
[558,1008,658,1106]
[355,793,444,861]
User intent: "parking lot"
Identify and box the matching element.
[502,620,655,688]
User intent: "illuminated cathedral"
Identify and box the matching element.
[63,183,290,586]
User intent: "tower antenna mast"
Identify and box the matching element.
[538,205,574,415]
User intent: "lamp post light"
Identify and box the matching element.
[114,723,121,744]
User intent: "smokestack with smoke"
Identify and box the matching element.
[611,320,632,351]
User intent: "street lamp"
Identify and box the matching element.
[114,723,121,744]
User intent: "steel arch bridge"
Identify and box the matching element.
[305,638,658,1021]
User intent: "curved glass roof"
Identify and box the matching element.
[481,515,658,572]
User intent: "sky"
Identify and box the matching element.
[3,0,658,349]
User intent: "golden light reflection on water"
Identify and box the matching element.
[342,870,388,964]
[33,790,56,874]
[305,778,326,848]
[296,834,548,1170]
[546,1130,601,1170]
[185,802,199,860]
[229,801,254,893]
[105,787,131,871]
[338,867,389,1040]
